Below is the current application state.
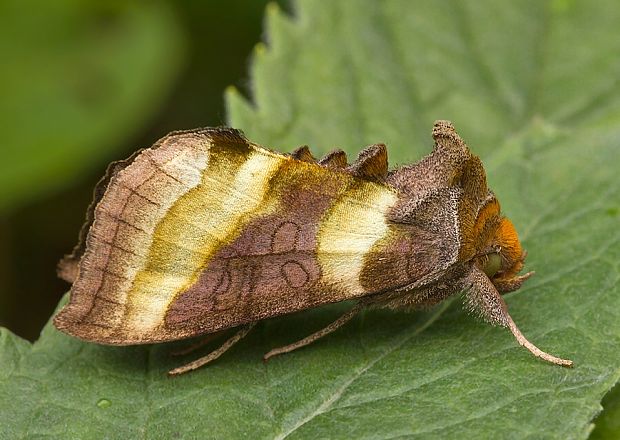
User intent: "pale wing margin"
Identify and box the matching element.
[54,128,246,344]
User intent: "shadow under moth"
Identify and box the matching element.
[55,120,573,375]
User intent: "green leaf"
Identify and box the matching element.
[591,384,620,440]
[0,0,184,213]
[2,0,619,438]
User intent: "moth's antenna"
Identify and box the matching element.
[506,315,573,367]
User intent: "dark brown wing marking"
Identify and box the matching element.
[291,146,316,162]
[281,261,311,288]
[347,144,388,182]
[318,150,348,168]
[164,164,351,332]
[271,221,301,253]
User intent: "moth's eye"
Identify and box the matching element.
[482,253,502,277]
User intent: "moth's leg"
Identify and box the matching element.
[494,271,535,294]
[170,330,226,357]
[263,302,365,361]
[168,323,256,376]
[463,266,573,367]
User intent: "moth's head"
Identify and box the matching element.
[470,194,531,293]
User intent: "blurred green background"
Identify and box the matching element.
[0,0,284,341]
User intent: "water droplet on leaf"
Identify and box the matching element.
[97,398,111,408]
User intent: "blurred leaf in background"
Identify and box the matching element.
[0,0,278,340]
[0,0,185,338]
[1,0,619,439]
[0,0,184,213]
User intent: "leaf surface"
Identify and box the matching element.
[591,384,620,440]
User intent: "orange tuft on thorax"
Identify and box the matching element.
[471,198,500,252]
[496,218,522,264]
[469,198,526,283]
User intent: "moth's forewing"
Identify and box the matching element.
[55,128,218,343]
[58,149,146,284]
[55,129,416,345]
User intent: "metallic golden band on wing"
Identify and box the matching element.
[316,182,398,296]
[122,148,286,336]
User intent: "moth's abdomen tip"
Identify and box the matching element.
[57,256,79,284]
[432,120,456,138]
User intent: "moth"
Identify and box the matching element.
[55,120,573,375]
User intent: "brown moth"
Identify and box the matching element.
[54,120,573,375]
